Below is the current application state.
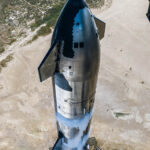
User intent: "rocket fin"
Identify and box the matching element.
[38,41,58,82]
[93,16,106,40]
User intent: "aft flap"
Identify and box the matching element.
[52,137,62,150]
[38,41,58,82]
[93,16,106,40]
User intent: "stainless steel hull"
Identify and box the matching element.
[52,8,100,150]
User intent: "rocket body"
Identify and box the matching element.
[38,0,105,149]
[53,6,100,150]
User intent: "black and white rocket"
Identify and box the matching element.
[38,0,105,149]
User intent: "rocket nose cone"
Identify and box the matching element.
[68,0,87,6]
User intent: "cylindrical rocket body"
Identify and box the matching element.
[52,7,100,150]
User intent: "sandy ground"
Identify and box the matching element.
[0,0,150,150]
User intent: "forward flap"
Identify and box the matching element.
[38,41,58,82]
[93,16,106,40]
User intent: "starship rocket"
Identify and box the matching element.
[38,0,105,149]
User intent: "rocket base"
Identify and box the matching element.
[49,137,101,150]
